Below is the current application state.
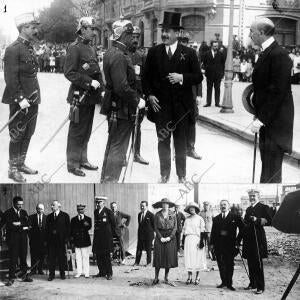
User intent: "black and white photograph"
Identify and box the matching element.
[0,0,300,299]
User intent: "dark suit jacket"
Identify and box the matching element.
[70,215,92,248]
[210,212,244,256]
[242,202,272,259]
[2,37,41,105]
[252,41,294,153]
[113,211,131,237]
[28,213,47,251]
[92,207,116,254]
[175,211,186,233]
[46,211,70,248]
[142,43,203,123]
[202,50,225,80]
[137,210,155,242]
[3,207,29,245]
[0,210,4,229]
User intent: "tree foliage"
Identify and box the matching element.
[38,0,78,43]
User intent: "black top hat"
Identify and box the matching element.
[242,84,255,115]
[159,11,184,30]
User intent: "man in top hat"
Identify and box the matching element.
[100,17,146,183]
[2,12,41,183]
[70,204,92,278]
[64,17,103,177]
[28,203,47,275]
[92,196,115,280]
[46,201,70,281]
[110,202,131,264]
[248,18,294,183]
[134,201,155,266]
[143,12,203,183]
[3,196,32,285]
[202,40,226,107]
[178,33,202,160]
[128,25,149,165]
[210,199,244,291]
[241,189,272,294]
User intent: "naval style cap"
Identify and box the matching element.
[15,12,40,27]
[247,188,260,195]
[77,204,86,209]
[95,196,108,202]
[76,16,96,34]
[133,26,141,35]
[110,16,133,41]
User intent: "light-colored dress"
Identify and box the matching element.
[183,214,205,272]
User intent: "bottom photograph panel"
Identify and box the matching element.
[0,183,299,300]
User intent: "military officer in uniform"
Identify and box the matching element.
[92,196,115,280]
[4,196,32,285]
[70,204,92,278]
[100,18,146,183]
[2,13,41,182]
[64,17,103,177]
[242,189,272,295]
[128,26,148,165]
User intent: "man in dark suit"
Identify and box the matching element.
[100,18,145,183]
[64,17,103,177]
[28,203,47,275]
[70,204,92,278]
[46,201,70,281]
[134,201,154,266]
[242,189,272,295]
[210,199,244,291]
[143,12,203,183]
[174,205,185,254]
[249,18,294,183]
[92,196,115,280]
[202,41,225,107]
[2,13,41,182]
[110,202,131,264]
[3,196,33,285]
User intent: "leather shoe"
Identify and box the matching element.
[48,276,54,281]
[187,150,202,160]
[69,168,86,177]
[159,175,169,184]
[93,273,104,278]
[152,279,159,285]
[106,275,112,280]
[81,162,98,171]
[23,276,33,282]
[38,270,44,275]
[134,154,149,165]
[6,279,14,286]
[217,283,226,288]
[8,169,26,183]
[244,285,256,290]
[19,164,38,175]
[227,286,235,291]
[255,290,264,294]
[215,104,221,107]
[203,104,211,107]
[60,274,66,280]
[178,176,186,183]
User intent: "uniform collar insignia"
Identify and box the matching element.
[17,36,31,47]
[113,40,127,52]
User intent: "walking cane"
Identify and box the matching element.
[252,221,262,270]
[121,107,139,183]
[40,91,88,152]
[238,248,250,280]
[252,133,258,183]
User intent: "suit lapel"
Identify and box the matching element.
[254,41,277,71]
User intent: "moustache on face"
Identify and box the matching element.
[161,35,169,40]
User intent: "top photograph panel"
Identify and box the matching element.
[0,0,299,184]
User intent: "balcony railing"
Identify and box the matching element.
[166,0,217,8]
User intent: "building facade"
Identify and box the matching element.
[95,0,300,48]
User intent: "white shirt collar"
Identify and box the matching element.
[54,210,60,216]
[222,211,229,218]
[78,214,84,219]
[252,201,259,208]
[166,41,178,55]
[261,36,275,51]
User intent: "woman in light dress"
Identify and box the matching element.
[182,202,205,285]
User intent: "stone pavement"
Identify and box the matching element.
[198,80,300,160]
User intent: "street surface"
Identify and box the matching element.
[0,72,299,183]
[0,255,299,300]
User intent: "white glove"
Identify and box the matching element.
[101,91,105,98]
[138,98,146,109]
[196,96,202,105]
[19,98,30,109]
[91,80,100,90]
[251,119,264,133]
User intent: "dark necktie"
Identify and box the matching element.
[168,47,172,59]
[141,213,144,222]
[222,213,225,220]
[54,213,56,220]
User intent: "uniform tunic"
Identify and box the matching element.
[153,210,178,268]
